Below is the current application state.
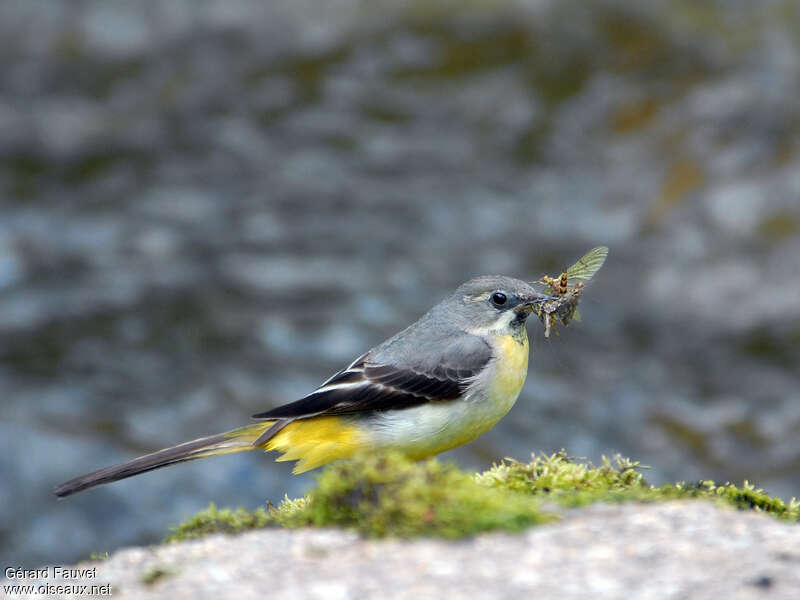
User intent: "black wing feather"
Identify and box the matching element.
[253,338,492,420]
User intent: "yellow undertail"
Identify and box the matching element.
[226,417,368,473]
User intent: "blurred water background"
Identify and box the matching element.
[2,0,799,568]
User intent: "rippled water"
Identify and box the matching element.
[2,0,799,567]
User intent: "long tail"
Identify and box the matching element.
[53,422,277,498]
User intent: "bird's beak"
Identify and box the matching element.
[516,292,556,313]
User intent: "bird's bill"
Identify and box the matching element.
[516,292,557,313]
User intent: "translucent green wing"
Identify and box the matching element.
[562,246,609,322]
[565,246,609,284]
[535,246,609,330]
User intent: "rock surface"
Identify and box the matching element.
[5,502,800,599]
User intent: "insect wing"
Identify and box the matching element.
[565,246,608,285]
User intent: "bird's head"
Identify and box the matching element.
[447,275,552,334]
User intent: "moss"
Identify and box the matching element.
[88,552,109,562]
[166,503,273,542]
[140,567,175,586]
[666,480,800,519]
[480,451,800,520]
[168,451,799,542]
[292,452,552,537]
[476,451,647,506]
[168,455,549,541]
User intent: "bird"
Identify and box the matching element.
[54,276,552,497]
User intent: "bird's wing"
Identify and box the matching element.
[253,336,493,420]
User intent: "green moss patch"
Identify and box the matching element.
[476,452,648,505]
[286,452,552,537]
[88,551,109,562]
[140,566,176,586]
[167,504,275,542]
[478,451,800,520]
[168,451,799,543]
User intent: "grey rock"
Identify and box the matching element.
[5,503,800,599]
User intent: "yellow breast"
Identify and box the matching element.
[398,328,531,459]
[490,330,530,404]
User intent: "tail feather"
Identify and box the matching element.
[53,422,273,498]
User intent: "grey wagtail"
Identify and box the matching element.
[54,276,553,497]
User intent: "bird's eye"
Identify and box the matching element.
[490,292,507,306]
